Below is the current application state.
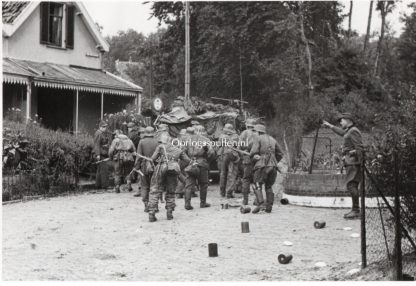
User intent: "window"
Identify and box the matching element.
[40,2,74,49]
[48,3,63,46]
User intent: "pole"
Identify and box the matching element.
[393,150,402,280]
[138,92,142,115]
[239,46,243,111]
[184,1,190,103]
[360,151,367,268]
[308,126,320,174]
[26,81,32,123]
[100,92,104,120]
[75,89,79,136]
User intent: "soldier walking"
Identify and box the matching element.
[250,124,283,213]
[133,126,146,197]
[93,121,111,190]
[134,127,159,212]
[323,113,364,220]
[108,130,136,193]
[148,133,190,222]
[239,119,256,205]
[184,127,215,210]
[218,123,239,198]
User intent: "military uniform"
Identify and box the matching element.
[148,135,190,222]
[184,128,215,209]
[218,124,239,198]
[135,127,159,211]
[175,129,189,198]
[328,113,364,219]
[93,122,111,189]
[239,119,256,205]
[108,132,136,193]
[250,124,283,213]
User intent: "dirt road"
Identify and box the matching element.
[3,182,362,281]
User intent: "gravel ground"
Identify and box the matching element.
[2,178,363,281]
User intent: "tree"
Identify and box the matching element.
[363,1,374,52]
[374,1,395,76]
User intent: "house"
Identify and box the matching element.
[2,1,143,134]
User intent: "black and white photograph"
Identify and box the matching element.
[1,0,416,282]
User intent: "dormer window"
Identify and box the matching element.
[40,2,74,49]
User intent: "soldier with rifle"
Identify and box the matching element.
[323,113,364,220]
[250,124,284,213]
[238,119,257,205]
[218,123,239,198]
[108,129,136,193]
[148,133,190,222]
[133,126,159,212]
[183,127,215,210]
[93,121,111,190]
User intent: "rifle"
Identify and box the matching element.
[230,146,282,174]
[229,146,250,156]
[94,158,110,164]
[129,168,145,177]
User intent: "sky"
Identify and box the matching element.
[83,0,415,38]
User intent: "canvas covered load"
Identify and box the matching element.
[157,106,240,139]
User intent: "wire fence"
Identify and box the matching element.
[362,152,416,281]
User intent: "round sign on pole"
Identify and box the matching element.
[153,98,163,111]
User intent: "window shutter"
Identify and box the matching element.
[40,2,49,44]
[66,5,75,49]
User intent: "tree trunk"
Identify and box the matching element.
[298,3,313,96]
[348,1,353,39]
[363,1,373,52]
[374,8,386,77]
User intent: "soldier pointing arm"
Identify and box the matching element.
[323,113,364,220]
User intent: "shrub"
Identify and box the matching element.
[2,119,94,200]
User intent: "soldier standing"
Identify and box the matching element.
[134,127,159,211]
[323,113,364,220]
[250,124,283,213]
[175,129,189,199]
[93,121,111,190]
[108,130,136,193]
[148,133,190,222]
[184,127,215,210]
[155,123,172,142]
[133,126,146,197]
[218,123,239,198]
[239,119,256,205]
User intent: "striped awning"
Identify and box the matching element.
[3,58,142,97]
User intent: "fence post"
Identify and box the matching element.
[360,151,367,268]
[393,150,402,280]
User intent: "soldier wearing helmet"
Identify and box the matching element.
[323,113,364,220]
[249,124,283,214]
[134,126,159,211]
[217,123,239,198]
[148,133,190,222]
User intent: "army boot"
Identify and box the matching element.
[265,191,275,213]
[149,213,157,222]
[252,184,264,214]
[200,188,211,208]
[127,181,133,192]
[144,202,149,213]
[344,209,360,219]
[184,189,194,210]
[115,185,121,193]
[167,210,174,220]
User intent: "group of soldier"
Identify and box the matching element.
[93,118,284,222]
